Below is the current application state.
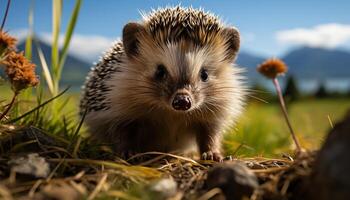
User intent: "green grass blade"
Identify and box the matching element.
[56,0,82,85]
[35,38,54,94]
[51,0,62,94]
[70,108,86,157]
[20,0,35,103]
[24,0,34,60]
[6,87,70,124]
[19,0,34,103]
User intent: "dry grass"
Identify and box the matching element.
[0,125,316,200]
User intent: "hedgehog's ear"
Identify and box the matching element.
[123,22,145,58]
[222,27,240,61]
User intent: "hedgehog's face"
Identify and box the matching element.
[122,22,240,114]
[144,44,212,112]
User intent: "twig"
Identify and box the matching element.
[27,179,43,198]
[232,143,244,156]
[0,91,18,121]
[273,78,301,152]
[127,151,207,169]
[327,114,334,128]
[107,191,140,200]
[48,158,162,178]
[251,166,289,173]
[0,185,13,200]
[197,188,222,200]
[87,173,108,200]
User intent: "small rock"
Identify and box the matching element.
[8,153,50,178]
[149,177,178,198]
[33,183,82,200]
[307,110,350,200]
[205,161,258,200]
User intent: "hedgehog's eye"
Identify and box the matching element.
[200,68,209,82]
[155,64,167,81]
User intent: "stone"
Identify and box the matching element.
[8,153,50,178]
[205,161,258,200]
[149,177,178,198]
[307,110,350,200]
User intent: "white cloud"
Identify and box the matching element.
[241,32,255,44]
[41,33,116,61]
[276,23,350,48]
[9,29,29,41]
[9,29,116,62]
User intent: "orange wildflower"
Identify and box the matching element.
[0,31,17,55]
[257,58,288,79]
[2,51,39,92]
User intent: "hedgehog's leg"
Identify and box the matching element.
[195,123,223,162]
[115,140,136,160]
[113,127,139,160]
[113,121,147,162]
[88,121,130,158]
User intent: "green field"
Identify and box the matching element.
[224,98,350,157]
[1,85,350,157]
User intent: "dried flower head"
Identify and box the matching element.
[0,31,17,55]
[2,51,39,92]
[257,58,288,79]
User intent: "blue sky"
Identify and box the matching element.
[3,0,350,61]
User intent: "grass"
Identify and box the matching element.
[0,121,317,199]
[2,83,349,157]
[224,98,350,157]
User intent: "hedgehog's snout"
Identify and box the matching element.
[172,93,192,111]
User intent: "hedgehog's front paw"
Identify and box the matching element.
[201,151,223,162]
[119,150,137,160]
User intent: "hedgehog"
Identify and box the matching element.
[80,6,245,161]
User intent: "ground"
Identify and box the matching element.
[1,85,350,199]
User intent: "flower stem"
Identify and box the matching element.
[0,0,11,31]
[272,78,301,152]
[0,91,18,121]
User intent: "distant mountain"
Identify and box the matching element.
[236,47,350,82]
[236,51,265,80]
[17,39,91,86]
[10,40,350,89]
[283,47,350,79]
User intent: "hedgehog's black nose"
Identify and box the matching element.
[172,94,192,111]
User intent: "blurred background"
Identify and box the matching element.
[2,0,350,156]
